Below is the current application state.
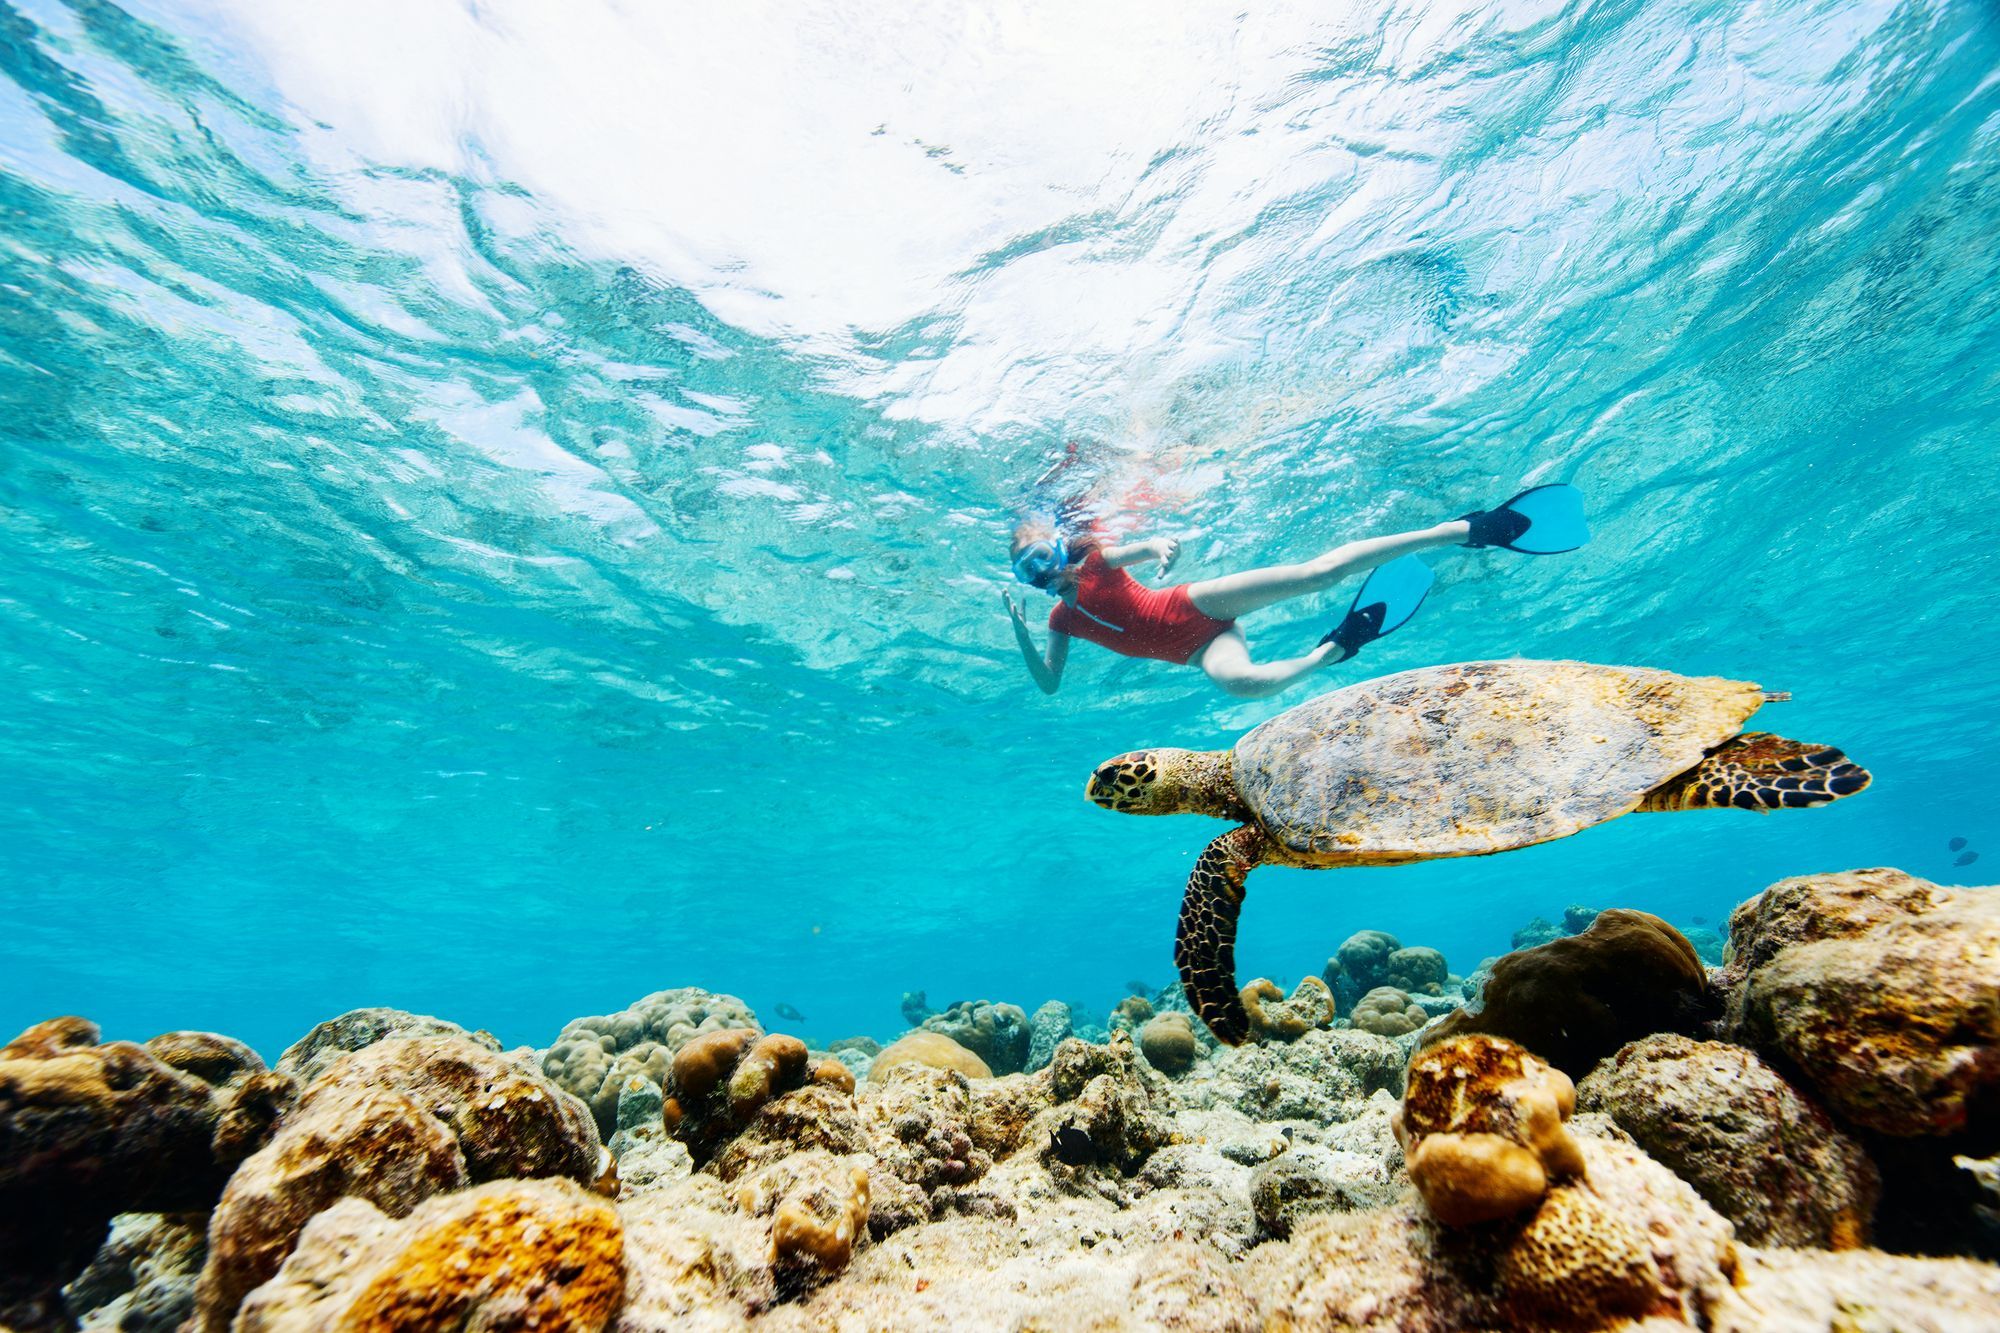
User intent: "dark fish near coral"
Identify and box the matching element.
[1049,1123,1097,1167]
[774,1002,806,1022]
[1949,836,1968,851]
[1955,850,1980,867]
[1690,915,1708,926]
[1125,980,1151,997]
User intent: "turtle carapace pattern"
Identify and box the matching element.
[1085,660,1871,1045]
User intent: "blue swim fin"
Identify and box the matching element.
[1322,555,1434,658]
[1460,483,1590,554]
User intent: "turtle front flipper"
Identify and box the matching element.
[1637,732,1871,812]
[1174,825,1267,1045]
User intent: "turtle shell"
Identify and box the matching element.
[1231,660,1765,865]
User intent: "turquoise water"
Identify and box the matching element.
[3,0,1997,1059]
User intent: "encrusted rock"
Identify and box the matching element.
[921,1000,1031,1075]
[1043,1036,1175,1176]
[664,1030,854,1166]
[1577,1033,1878,1247]
[1181,1027,1403,1122]
[1426,908,1709,1077]
[1395,1034,1584,1227]
[735,1150,871,1293]
[1721,867,2000,1137]
[1249,1145,1394,1237]
[233,1178,624,1331]
[1024,1000,1073,1073]
[1511,915,1564,950]
[1239,976,1334,1042]
[274,1008,499,1088]
[191,1034,603,1331]
[541,989,760,1138]
[0,1019,292,1328]
[1349,986,1428,1037]
[62,1213,206,1333]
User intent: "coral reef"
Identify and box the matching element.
[0,1018,292,1327]
[920,999,1030,1074]
[192,1033,604,1330]
[1577,1033,1878,1248]
[870,1031,992,1082]
[1563,903,1602,934]
[1383,945,1447,995]
[233,1178,624,1331]
[1110,994,1155,1034]
[661,1030,855,1167]
[736,1150,871,1292]
[275,1007,499,1087]
[541,988,761,1138]
[899,991,933,1027]
[1249,1144,1394,1236]
[1426,908,1710,1077]
[1025,1000,1072,1072]
[63,1213,206,1333]
[1324,929,1400,1005]
[1238,976,1334,1041]
[1394,1034,1585,1227]
[1720,867,2000,1137]
[1682,922,1726,965]
[1349,986,1428,1037]
[1511,915,1564,950]
[1139,1011,1199,1075]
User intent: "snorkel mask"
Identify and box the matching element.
[1011,535,1069,590]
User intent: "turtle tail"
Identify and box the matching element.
[1638,732,1871,813]
[1174,826,1266,1045]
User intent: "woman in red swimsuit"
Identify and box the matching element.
[1002,516,1477,698]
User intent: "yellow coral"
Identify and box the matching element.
[869,1031,993,1082]
[1496,1183,1666,1324]
[1240,977,1334,1041]
[1394,1034,1584,1227]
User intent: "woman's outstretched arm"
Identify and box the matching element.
[1004,592,1070,694]
[1097,536,1181,579]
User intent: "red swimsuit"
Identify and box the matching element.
[1048,547,1236,665]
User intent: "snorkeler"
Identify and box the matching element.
[1003,484,1587,698]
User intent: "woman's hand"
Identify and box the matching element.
[1152,536,1181,579]
[1002,590,1028,625]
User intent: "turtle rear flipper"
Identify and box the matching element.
[1638,732,1871,813]
[1174,826,1266,1045]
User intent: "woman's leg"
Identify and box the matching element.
[1185,520,1468,622]
[1192,628,1341,699]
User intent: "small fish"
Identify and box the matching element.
[774,1002,806,1022]
[1949,836,1968,851]
[1689,915,1708,926]
[1125,980,1151,997]
[1049,1123,1097,1167]
[1955,851,1980,867]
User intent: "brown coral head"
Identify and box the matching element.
[727,1034,810,1121]
[670,1028,760,1106]
[1241,976,1335,1042]
[1407,1132,1550,1227]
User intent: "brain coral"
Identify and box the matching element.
[871,1031,994,1082]
[540,988,760,1138]
[1384,946,1448,995]
[275,1007,500,1088]
[1394,1034,1584,1227]
[231,1178,624,1332]
[1349,986,1428,1037]
[1138,1012,1199,1075]
[1424,909,1708,1077]
[1720,867,2000,1137]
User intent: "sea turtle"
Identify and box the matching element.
[1085,660,1871,1044]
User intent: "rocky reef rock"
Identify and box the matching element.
[1042,1035,1176,1177]
[541,988,761,1139]
[1249,1144,1395,1237]
[1577,1033,1879,1248]
[1720,867,2000,1137]
[898,990,934,1027]
[1395,1034,1585,1227]
[1180,1028,1405,1122]
[62,1212,206,1333]
[861,1064,997,1232]
[191,1033,604,1331]
[1024,1000,1072,1072]
[870,1030,992,1082]
[1110,994,1156,1035]
[1244,1130,1739,1331]
[274,1007,500,1088]
[233,1177,624,1332]
[1139,1011,1199,1075]
[920,999,1030,1075]
[735,1150,872,1294]
[1563,903,1602,934]
[0,1018,293,1328]
[1349,986,1428,1037]
[1383,945,1448,996]
[1426,908,1710,1078]
[1511,915,1564,950]
[1239,976,1335,1041]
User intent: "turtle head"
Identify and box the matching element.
[1087,748,1239,817]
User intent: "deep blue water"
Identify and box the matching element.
[3,0,1997,1058]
